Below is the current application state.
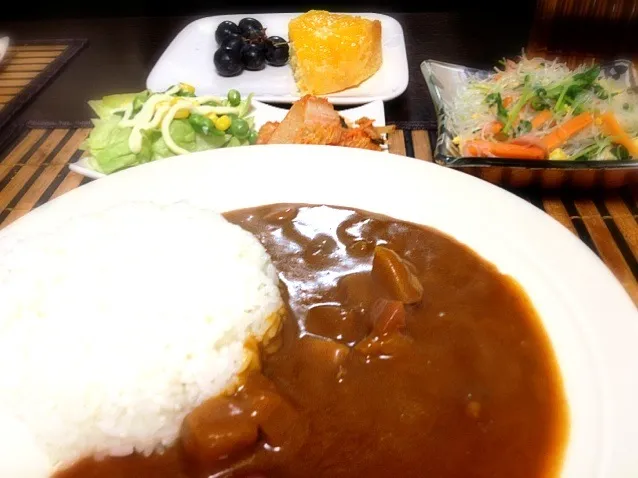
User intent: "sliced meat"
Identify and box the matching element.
[370,299,406,336]
[305,304,367,345]
[256,122,280,144]
[294,124,343,145]
[263,95,341,144]
[339,128,382,150]
[255,95,384,151]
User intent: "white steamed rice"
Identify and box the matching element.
[0,201,284,477]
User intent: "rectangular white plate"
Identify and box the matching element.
[146,12,409,105]
[69,99,387,180]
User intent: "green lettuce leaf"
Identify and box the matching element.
[84,115,151,174]
[88,91,146,119]
[193,132,229,151]
[151,136,172,159]
[168,119,196,150]
[81,117,119,152]
[226,137,242,148]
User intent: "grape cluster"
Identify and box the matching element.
[214,18,290,77]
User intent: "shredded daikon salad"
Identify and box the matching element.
[447,54,638,161]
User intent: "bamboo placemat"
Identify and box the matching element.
[0,122,636,305]
[0,40,87,130]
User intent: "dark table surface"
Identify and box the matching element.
[0,7,536,125]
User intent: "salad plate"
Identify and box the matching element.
[421,58,638,189]
[69,99,387,179]
[146,13,408,105]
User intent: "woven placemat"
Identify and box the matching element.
[0,40,87,130]
[0,121,636,304]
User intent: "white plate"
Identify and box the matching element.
[6,145,638,477]
[69,99,387,179]
[146,12,409,105]
[0,37,9,63]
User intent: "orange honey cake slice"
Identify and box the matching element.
[288,10,382,95]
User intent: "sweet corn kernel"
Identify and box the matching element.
[215,115,231,131]
[208,113,219,122]
[179,82,195,94]
[594,117,603,126]
[549,148,568,160]
[452,136,461,145]
[173,108,190,119]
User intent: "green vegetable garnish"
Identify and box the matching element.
[554,84,571,113]
[515,120,532,137]
[530,98,548,111]
[503,88,534,135]
[570,92,589,116]
[592,83,609,100]
[569,136,612,161]
[485,92,509,124]
[544,66,602,113]
[573,66,601,85]
[530,87,550,111]
[570,143,598,161]
[611,144,630,160]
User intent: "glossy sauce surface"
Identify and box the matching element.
[58,204,567,478]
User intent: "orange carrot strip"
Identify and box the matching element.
[598,111,638,157]
[502,96,513,108]
[531,110,553,130]
[540,112,594,151]
[463,140,546,160]
[485,121,503,135]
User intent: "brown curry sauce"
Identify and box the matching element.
[57,204,567,478]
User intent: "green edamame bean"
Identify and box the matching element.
[229,117,249,139]
[189,113,223,136]
[227,89,241,107]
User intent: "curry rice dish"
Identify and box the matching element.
[0,202,568,478]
